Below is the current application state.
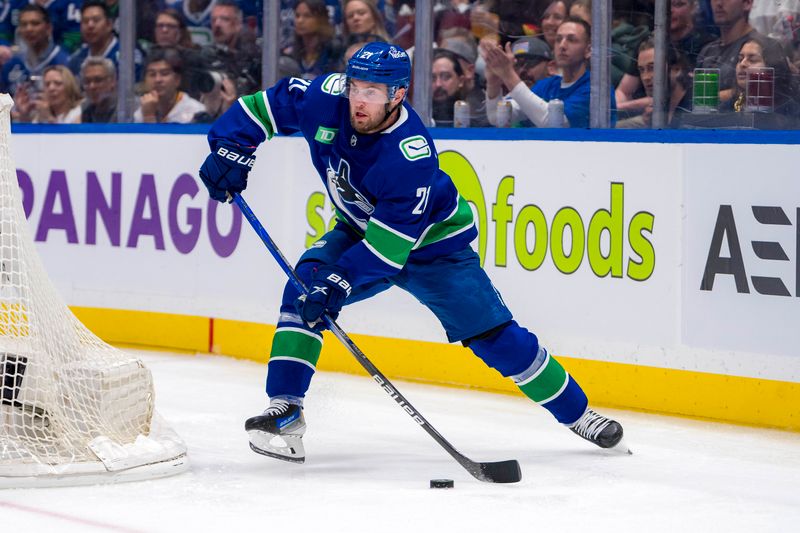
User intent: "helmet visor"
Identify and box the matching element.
[344,79,391,104]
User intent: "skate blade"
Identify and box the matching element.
[248,430,305,464]
[607,435,633,455]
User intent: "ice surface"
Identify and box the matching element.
[2,349,799,532]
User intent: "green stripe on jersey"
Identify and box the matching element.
[517,353,569,404]
[240,92,275,139]
[365,218,415,267]
[415,196,474,249]
[269,328,323,367]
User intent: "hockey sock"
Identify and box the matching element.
[512,348,588,425]
[266,318,323,399]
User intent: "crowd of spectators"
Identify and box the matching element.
[0,0,798,128]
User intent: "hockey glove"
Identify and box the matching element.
[295,265,352,325]
[199,140,256,202]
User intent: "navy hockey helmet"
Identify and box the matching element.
[345,42,411,100]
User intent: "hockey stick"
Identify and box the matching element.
[231,192,521,484]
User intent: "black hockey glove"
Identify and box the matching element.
[295,265,352,325]
[198,140,256,202]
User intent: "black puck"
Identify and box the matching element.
[430,479,454,489]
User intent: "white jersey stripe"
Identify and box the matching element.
[275,326,323,344]
[237,97,269,138]
[369,217,416,242]
[268,356,316,371]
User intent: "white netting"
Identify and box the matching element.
[0,94,187,487]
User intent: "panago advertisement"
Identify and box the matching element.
[9,130,800,429]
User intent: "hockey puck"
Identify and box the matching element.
[430,479,454,489]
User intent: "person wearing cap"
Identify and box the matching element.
[480,17,616,128]
[481,35,553,127]
[436,29,489,127]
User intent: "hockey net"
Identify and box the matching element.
[0,94,188,487]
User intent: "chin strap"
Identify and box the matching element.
[380,100,402,126]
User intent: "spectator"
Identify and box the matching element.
[481,17,616,127]
[343,0,390,45]
[540,0,568,49]
[134,46,205,123]
[67,0,142,78]
[285,0,344,80]
[176,0,218,47]
[80,56,117,123]
[431,48,489,126]
[13,64,83,123]
[616,38,692,128]
[723,37,799,119]
[435,0,472,45]
[154,8,196,49]
[1,4,70,96]
[609,13,650,88]
[670,0,715,69]
[0,0,26,66]
[696,0,784,102]
[749,0,800,48]
[197,0,261,95]
[439,32,490,126]
[569,0,592,24]
[31,0,82,52]
[431,48,468,126]
[483,36,555,126]
[135,0,167,45]
[439,27,481,93]
[470,0,542,45]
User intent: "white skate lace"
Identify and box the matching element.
[262,399,291,417]
[570,409,611,440]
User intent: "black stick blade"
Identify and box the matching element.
[470,459,522,483]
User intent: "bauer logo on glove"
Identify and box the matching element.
[199,140,256,203]
[216,146,255,168]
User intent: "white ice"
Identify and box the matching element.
[2,349,799,532]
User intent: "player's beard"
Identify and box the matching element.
[350,103,399,134]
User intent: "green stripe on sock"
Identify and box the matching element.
[270,329,322,367]
[518,355,568,403]
[240,92,275,138]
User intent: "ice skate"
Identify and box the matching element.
[568,408,631,454]
[245,399,306,463]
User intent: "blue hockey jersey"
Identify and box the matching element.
[207,73,477,289]
[0,41,70,94]
[41,0,82,52]
[0,0,26,45]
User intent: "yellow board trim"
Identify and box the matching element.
[71,307,800,431]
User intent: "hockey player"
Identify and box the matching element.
[198,42,626,464]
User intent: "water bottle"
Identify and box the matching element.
[453,100,471,128]
[495,99,512,128]
[546,99,564,128]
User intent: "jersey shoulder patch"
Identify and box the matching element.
[320,73,346,96]
[398,135,431,161]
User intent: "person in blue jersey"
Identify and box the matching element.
[0,0,26,67]
[67,0,142,79]
[0,0,25,43]
[0,4,69,95]
[198,42,626,464]
[481,17,616,128]
[33,0,83,52]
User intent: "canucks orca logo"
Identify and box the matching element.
[326,157,374,217]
